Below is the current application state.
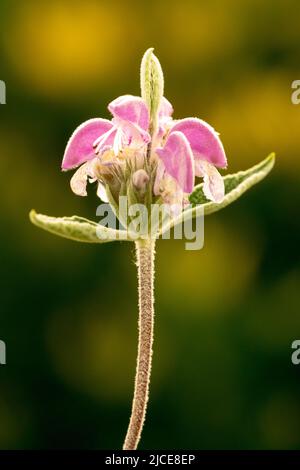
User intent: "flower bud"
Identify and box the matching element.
[140,48,164,134]
[132,169,150,191]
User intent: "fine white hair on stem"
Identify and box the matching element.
[123,238,156,450]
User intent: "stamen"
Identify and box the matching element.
[113,128,123,156]
[93,127,116,153]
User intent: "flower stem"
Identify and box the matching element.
[123,238,156,450]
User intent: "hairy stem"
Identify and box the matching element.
[123,238,156,450]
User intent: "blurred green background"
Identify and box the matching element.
[0,0,300,450]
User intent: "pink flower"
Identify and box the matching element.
[62,92,227,207]
[154,98,227,205]
[62,95,151,198]
[62,95,150,170]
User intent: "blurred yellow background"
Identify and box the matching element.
[0,0,299,449]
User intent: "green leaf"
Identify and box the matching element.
[160,153,275,235]
[29,210,132,243]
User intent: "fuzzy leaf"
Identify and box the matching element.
[29,210,132,243]
[160,153,275,235]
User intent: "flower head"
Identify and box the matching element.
[62,50,227,215]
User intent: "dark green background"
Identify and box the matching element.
[0,0,300,449]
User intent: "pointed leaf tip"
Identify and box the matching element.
[160,153,275,235]
[189,153,275,209]
[29,210,133,243]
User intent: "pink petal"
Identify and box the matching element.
[156,131,195,193]
[97,182,109,202]
[159,97,173,118]
[195,160,225,203]
[70,163,88,196]
[62,118,113,170]
[108,95,149,131]
[171,118,227,168]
